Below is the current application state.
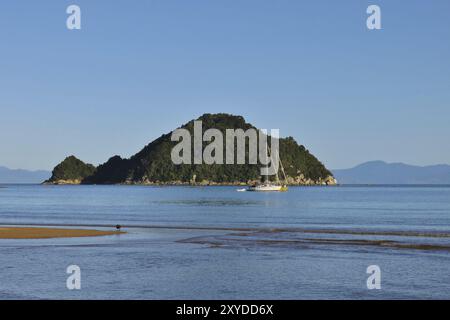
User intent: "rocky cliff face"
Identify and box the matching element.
[45,114,337,186]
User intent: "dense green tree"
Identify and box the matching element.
[46,156,96,182]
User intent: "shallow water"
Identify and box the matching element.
[0,185,449,299]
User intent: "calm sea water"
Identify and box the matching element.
[0,184,449,299]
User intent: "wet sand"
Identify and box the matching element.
[0,227,124,239]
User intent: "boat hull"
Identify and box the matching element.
[247,185,288,192]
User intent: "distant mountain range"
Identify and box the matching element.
[0,166,50,184]
[332,161,450,185]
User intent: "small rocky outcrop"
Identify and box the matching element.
[44,156,96,185]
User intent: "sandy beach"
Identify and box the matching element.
[0,227,124,239]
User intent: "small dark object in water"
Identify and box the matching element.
[115,225,122,231]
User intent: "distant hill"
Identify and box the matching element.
[46,113,336,186]
[332,161,450,185]
[44,156,96,184]
[0,166,50,184]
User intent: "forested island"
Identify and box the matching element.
[45,114,336,186]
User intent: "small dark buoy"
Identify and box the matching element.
[115,224,122,231]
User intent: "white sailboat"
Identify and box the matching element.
[246,147,288,192]
[247,184,286,192]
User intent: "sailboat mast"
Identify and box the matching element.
[278,151,287,183]
[267,143,280,184]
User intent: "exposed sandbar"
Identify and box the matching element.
[0,227,124,239]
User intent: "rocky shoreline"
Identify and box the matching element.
[44,175,338,186]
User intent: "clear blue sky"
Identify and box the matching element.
[1,0,449,171]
